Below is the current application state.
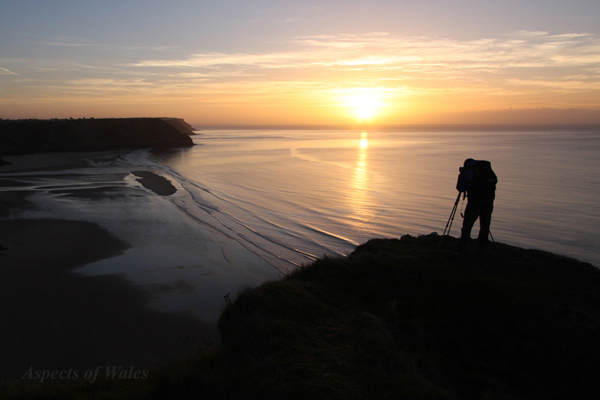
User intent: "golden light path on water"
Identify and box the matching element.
[349,132,375,230]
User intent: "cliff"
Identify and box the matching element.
[157,235,600,400]
[0,118,195,155]
[3,235,600,399]
[160,117,197,134]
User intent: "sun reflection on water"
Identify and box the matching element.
[360,137,368,149]
[349,132,375,230]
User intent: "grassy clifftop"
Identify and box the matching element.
[154,235,600,400]
[3,235,600,399]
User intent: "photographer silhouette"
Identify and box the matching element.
[456,159,497,254]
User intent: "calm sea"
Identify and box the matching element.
[159,129,600,268]
[4,128,599,320]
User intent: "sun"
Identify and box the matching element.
[347,92,384,121]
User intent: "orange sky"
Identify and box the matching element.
[2,2,600,127]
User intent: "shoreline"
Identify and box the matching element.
[0,153,219,379]
[0,150,278,320]
[0,218,218,379]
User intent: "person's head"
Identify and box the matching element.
[459,158,475,172]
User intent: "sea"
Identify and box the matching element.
[4,128,600,321]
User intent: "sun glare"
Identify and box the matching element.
[347,92,384,121]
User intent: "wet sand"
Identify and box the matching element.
[0,218,218,379]
[0,152,105,173]
[0,156,218,380]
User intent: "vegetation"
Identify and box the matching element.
[3,234,600,399]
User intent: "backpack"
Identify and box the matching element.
[470,160,498,188]
[461,160,497,199]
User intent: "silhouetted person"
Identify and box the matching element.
[456,158,497,254]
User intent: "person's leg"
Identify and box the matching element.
[476,199,494,253]
[458,199,479,252]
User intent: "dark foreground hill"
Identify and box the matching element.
[0,118,194,155]
[2,235,600,399]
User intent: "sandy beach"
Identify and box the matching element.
[0,154,219,379]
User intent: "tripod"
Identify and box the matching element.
[438,192,496,249]
[438,192,463,248]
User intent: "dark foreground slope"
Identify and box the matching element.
[0,118,194,155]
[3,235,600,399]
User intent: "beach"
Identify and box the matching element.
[0,153,221,379]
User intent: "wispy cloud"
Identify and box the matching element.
[0,66,20,76]
[127,52,304,68]
[36,39,104,48]
[126,30,600,77]
[36,36,178,52]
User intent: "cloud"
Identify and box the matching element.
[125,30,600,76]
[0,66,19,76]
[127,52,302,68]
[506,78,600,90]
[36,37,177,52]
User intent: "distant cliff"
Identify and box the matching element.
[160,117,196,134]
[0,118,195,155]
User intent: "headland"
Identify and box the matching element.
[0,117,195,156]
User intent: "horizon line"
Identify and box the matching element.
[193,122,600,132]
[3,118,598,132]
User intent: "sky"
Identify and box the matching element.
[1,0,599,127]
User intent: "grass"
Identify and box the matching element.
[3,234,600,399]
